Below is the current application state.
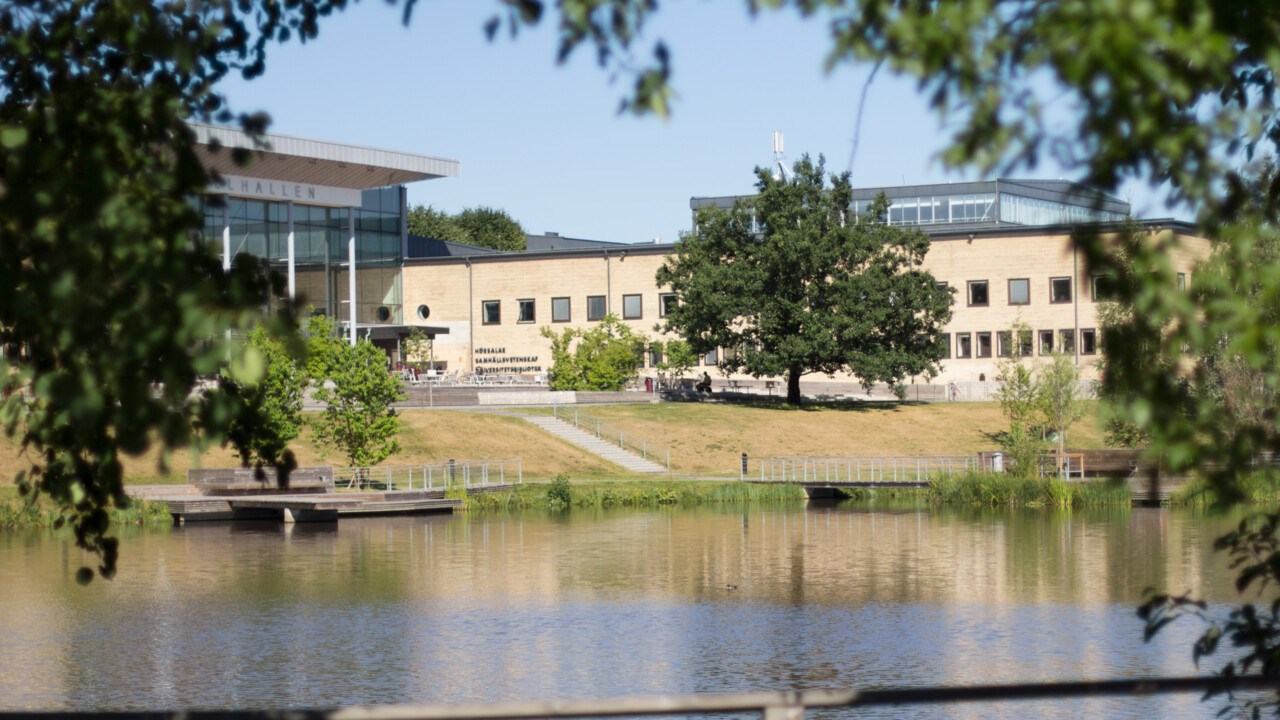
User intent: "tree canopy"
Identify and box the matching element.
[406,205,470,245]
[455,206,527,252]
[310,338,406,470]
[541,315,645,391]
[656,155,952,405]
[406,204,526,251]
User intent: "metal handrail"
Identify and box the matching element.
[334,460,523,491]
[335,677,1280,719]
[17,675,1279,719]
[753,455,986,483]
[551,405,672,471]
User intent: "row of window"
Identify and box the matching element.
[481,293,679,325]
[960,273,1186,307]
[939,328,1099,359]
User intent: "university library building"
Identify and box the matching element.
[196,124,1209,389]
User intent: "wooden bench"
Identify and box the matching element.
[1047,449,1142,478]
[188,466,335,495]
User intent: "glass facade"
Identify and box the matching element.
[851,190,1125,227]
[999,193,1126,226]
[858,193,996,226]
[200,186,404,326]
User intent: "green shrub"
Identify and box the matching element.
[927,470,1129,507]
[547,473,573,506]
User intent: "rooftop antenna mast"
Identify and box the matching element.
[771,131,794,182]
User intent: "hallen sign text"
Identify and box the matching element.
[208,174,363,208]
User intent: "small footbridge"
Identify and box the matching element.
[744,451,1187,503]
[744,455,989,498]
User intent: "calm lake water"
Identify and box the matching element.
[0,503,1253,718]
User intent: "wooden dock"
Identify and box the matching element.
[127,476,491,520]
[128,465,522,524]
[141,487,471,524]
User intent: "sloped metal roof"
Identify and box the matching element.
[189,122,460,189]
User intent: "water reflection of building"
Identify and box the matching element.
[0,509,1239,710]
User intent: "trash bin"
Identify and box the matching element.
[991,452,1004,473]
[644,377,654,393]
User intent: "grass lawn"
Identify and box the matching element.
[551,400,1114,476]
[0,400,1115,485]
[0,411,618,486]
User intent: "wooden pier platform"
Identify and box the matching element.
[155,489,469,524]
[128,465,522,524]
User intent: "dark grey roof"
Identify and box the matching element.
[525,233,629,251]
[405,235,499,258]
[402,218,1201,266]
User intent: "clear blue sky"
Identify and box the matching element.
[219,2,1180,244]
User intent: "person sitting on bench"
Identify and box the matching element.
[696,372,713,395]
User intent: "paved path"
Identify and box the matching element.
[519,415,668,474]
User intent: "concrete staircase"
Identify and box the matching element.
[520,415,668,474]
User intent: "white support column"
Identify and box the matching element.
[286,200,296,303]
[348,209,357,346]
[223,201,232,350]
[222,201,231,271]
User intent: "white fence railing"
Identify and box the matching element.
[20,675,1280,719]
[334,459,522,491]
[752,455,995,484]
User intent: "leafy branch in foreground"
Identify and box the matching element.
[0,0,355,580]
[1140,511,1280,715]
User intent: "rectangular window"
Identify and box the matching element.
[1177,272,1187,292]
[659,293,678,317]
[1038,329,1054,355]
[956,333,973,359]
[935,281,949,291]
[1081,328,1098,355]
[551,297,571,322]
[517,299,535,323]
[936,333,952,359]
[703,348,718,366]
[1060,329,1076,354]
[1008,278,1030,305]
[997,331,1013,358]
[587,295,606,321]
[1050,277,1072,304]
[968,280,989,306]
[649,345,663,367]
[622,293,643,320]
[976,332,993,358]
[1018,329,1033,357]
[481,300,500,325]
[1091,275,1117,301]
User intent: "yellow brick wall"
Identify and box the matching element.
[400,230,1211,384]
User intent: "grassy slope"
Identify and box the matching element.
[0,401,1113,485]
[566,400,1112,475]
[0,411,617,485]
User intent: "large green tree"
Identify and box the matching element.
[406,204,469,245]
[406,204,526,251]
[455,206,527,252]
[656,155,952,405]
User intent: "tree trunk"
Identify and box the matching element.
[786,368,802,405]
